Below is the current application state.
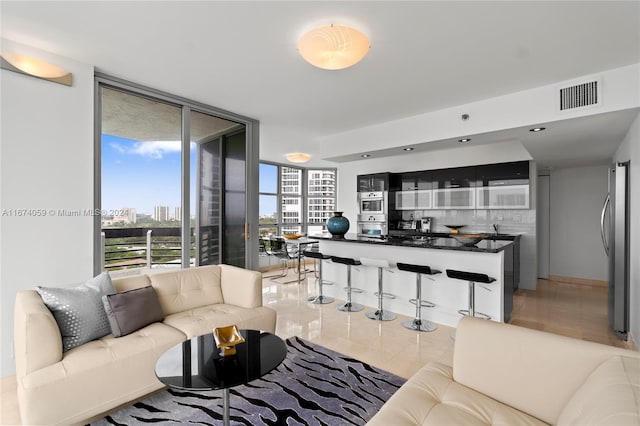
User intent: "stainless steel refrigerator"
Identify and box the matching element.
[600,162,630,340]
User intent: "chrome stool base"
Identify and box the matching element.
[366,310,397,321]
[402,318,437,332]
[458,309,491,320]
[308,295,334,304]
[337,302,364,312]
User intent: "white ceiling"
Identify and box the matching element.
[2,1,639,169]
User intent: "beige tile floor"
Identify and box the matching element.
[1,271,635,425]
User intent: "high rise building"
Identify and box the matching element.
[154,205,170,222]
[122,207,136,224]
[307,169,336,229]
[174,207,181,221]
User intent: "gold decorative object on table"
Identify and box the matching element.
[213,325,245,356]
[283,233,304,240]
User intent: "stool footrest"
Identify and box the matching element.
[374,292,396,299]
[409,298,436,308]
[344,287,364,293]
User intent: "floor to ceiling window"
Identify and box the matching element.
[95,75,259,274]
[258,162,336,238]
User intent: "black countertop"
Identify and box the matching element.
[308,232,517,253]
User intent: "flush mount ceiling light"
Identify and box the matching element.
[403,147,414,151]
[529,127,546,132]
[361,154,371,158]
[458,138,471,143]
[285,152,311,163]
[298,24,370,70]
[0,52,73,86]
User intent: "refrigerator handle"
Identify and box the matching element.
[600,194,610,255]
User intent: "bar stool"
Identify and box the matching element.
[330,256,364,312]
[303,250,334,304]
[360,257,397,321]
[396,262,441,332]
[446,269,496,319]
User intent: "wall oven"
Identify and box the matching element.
[357,214,388,237]
[358,191,387,214]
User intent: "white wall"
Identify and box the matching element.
[548,165,609,281]
[614,111,640,348]
[0,39,94,377]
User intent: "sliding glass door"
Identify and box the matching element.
[95,75,258,274]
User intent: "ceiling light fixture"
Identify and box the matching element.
[298,24,370,70]
[285,152,311,163]
[458,138,471,143]
[403,147,414,151]
[0,52,73,86]
[361,154,371,158]
[529,127,546,132]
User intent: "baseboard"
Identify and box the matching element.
[548,275,607,288]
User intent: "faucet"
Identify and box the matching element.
[492,224,499,235]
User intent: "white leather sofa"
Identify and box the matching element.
[14,264,276,426]
[368,316,640,425]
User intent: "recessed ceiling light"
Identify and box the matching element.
[361,154,371,158]
[403,147,414,151]
[529,127,546,132]
[458,138,471,143]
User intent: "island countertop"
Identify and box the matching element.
[308,232,516,253]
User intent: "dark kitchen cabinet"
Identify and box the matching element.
[357,173,390,192]
[476,161,530,209]
[393,171,433,210]
[432,166,476,209]
[476,161,529,186]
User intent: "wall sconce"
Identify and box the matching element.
[298,24,370,70]
[1,52,73,86]
[286,152,311,163]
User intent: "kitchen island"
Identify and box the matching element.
[308,233,516,328]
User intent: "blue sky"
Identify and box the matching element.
[103,134,277,216]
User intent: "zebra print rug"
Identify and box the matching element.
[92,336,405,425]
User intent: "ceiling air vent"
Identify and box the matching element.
[558,77,602,111]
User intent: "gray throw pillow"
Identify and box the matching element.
[36,272,116,352]
[102,286,164,337]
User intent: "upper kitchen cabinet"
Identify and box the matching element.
[476,161,530,209]
[357,173,390,192]
[433,166,476,209]
[394,171,433,210]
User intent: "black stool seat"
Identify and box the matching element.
[397,263,441,276]
[304,250,330,260]
[331,256,361,266]
[446,269,495,284]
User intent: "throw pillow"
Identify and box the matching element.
[102,286,164,337]
[36,272,116,352]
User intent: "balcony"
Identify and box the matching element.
[101,227,196,271]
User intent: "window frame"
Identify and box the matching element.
[258,161,337,237]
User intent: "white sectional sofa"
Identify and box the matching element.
[14,264,276,426]
[368,316,640,426]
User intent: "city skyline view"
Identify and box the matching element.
[102,134,280,218]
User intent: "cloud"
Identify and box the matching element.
[110,141,183,159]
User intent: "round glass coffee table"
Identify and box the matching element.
[155,329,287,426]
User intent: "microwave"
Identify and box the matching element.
[359,191,387,214]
